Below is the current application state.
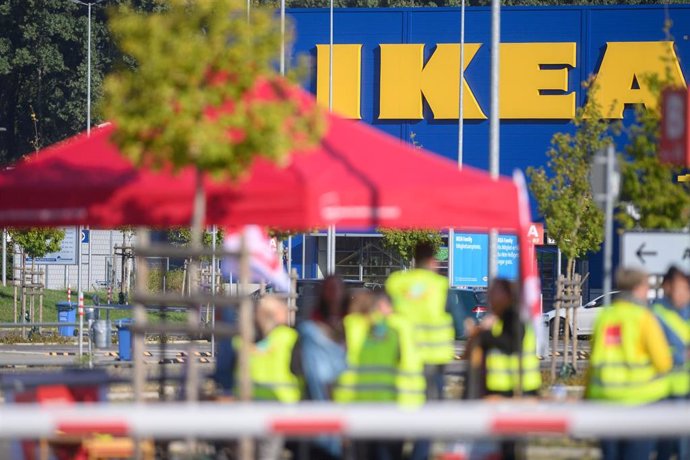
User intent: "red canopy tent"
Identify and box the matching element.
[0,118,521,232]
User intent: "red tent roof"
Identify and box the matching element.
[0,103,521,232]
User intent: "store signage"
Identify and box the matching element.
[315,41,685,120]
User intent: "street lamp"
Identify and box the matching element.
[70,0,106,137]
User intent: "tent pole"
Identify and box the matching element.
[211,225,217,359]
[238,235,255,459]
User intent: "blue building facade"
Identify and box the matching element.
[283,5,690,303]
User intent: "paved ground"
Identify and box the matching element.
[0,341,215,367]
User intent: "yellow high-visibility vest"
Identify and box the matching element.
[587,300,669,404]
[234,325,301,403]
[485,319,542,394]
[386,269,454,365]
[335,313,426,407]
[653,303,690,397]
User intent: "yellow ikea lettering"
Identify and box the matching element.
[591,41,686,118]
[316,44,362,119]
[379,44,486,120]
[500,43,576,119]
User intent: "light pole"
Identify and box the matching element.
[70,0,105,137]
[488,0,501,283]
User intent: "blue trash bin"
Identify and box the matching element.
[115,319,133,361]
[56,302,77,337]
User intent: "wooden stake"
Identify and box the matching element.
[238,235,255,460]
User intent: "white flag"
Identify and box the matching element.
[221,225,290,292]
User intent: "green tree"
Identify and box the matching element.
[0,0,162,164]
[10,228,65,260]
[527,82,609,376]
[167,227,225,248]
[380,228,443,266]
[102,0,324,243]
[527,83,608,280]
[617,74,690,230]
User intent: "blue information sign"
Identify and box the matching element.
[452,233,519,287]
[496,235,519,281]
[27,227,77,265]
[452,233,488,287]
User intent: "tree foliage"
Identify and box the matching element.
[380,228,443,264]
[167,227,225,248]
[617,73,690,230]
[0,0,162,165]
[526,82,608,273]
[102,0,324,180]
[10,228,65,259]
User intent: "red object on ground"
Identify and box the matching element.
[0,84,522,232]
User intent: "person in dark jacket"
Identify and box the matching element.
[293,275,349,460]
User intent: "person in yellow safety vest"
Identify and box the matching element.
[335,291,426,407]
[466,279,542,398]
[386,242,453,460]
[586,268,672,460]
[233,295,302,460]
[335,291,425,460]
[651,266,690,460]
[333,292,376,405]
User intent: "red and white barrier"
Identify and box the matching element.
[78,291,84,356]
[67,284,71,304]
[1,402,690,440]
[77,291,84,318]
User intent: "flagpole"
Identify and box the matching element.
[488,0,500,283]
[458,0,465,170]
[326,0,336,275]
[450,0,466,288]
[280,0,285,76]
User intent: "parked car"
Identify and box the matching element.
[446,288,489,339]
[543,291,620,338]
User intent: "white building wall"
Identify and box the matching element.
[14,229,136,292]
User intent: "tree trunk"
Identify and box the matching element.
[120,232,126,299]
[13,283,17,324]
[21,252,26,338]
[550,275,563,382]
[30,259,35,326]
[186,168,205,403]
[567,260,578,371]
[561,259,576,374]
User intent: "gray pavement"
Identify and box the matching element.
[0,342,214,367]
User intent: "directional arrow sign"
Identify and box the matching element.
[635,243,657,264]
[621,232,690,275]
